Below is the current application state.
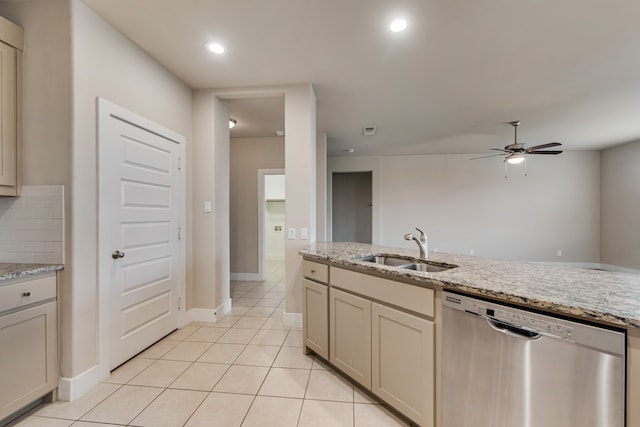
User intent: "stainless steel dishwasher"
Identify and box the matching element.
[442,291,625,427]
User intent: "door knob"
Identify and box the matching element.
[112,250,125,259]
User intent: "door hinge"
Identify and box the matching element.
[178,226,182,240]
[178,297,182,310]
[178,157,182,171]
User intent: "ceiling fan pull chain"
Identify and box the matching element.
[504,161,508,179]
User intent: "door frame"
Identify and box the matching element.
[258,168,285,281]
[327,157,381,244]
[97,97,186,376]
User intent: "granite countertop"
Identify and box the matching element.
[300,242,640,329]
[0,263,64,282]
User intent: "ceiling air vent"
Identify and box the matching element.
[363,126,377,136]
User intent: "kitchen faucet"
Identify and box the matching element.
[404,227,428,260]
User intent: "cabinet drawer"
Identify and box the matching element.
[0,275,56,314]
[303,260,328,283]
[331,267,434,318]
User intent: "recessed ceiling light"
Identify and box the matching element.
[389,18,408,32]
[206,42,225,54]
[345,148,355,153]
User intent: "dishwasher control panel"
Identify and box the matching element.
[444,293,575,341]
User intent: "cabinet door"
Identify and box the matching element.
[0,41,16,189]
[372,303,434,427]
[302,278,329,359]
[0,301,57,420]
[329,287,371,389]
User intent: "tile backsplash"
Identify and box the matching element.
[0,185,64,264]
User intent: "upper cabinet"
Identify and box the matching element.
[0,16,22,197]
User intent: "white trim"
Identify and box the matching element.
[186,298,232,323]
[230,273,263,281]
[97,97,186,388]
[57,364,109,401]
[258,168,285,282]
[283,312,303,329]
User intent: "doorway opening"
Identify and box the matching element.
[332,171,372,243]
[259,170,285,279]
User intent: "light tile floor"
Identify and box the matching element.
[10,262,410,427]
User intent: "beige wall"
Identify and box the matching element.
[230,136,284,274]
[0,0,71,186]
[283,85,316,314]
[601,139,640,270]
[316,132,327,241]
[67,0,192,397]
[191,91,230,312]
[329,151,601,263]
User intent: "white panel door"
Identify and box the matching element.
[99,99,183,369]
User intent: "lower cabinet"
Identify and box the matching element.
[315,265,436,427]
[372,303,434,426]
[0,300,57,420]
[329,287,372,389]
[302,278,329,359]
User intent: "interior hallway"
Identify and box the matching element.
[9,261,409,427]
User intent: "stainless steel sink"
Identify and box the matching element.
[357,255,415,266]
[402,263,453,273]
[355,254,457,273]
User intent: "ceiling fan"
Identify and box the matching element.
[471,121,563,164]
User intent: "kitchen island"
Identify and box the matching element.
[300,242,640,427]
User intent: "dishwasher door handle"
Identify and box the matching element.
[487,318,541,340]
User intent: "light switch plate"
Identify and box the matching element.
[203,201,212,213]
[288,228,296,240]
[300,227,308,240]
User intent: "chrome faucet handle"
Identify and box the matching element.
[403,233,414,241]
[415,227,427,244]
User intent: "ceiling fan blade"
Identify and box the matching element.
[528,150,563,155]
[526,142,561,152]
[470,153,507,160]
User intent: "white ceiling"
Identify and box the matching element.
[82,0,640,156]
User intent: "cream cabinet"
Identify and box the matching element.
[302,278,329,358]
[372,303,434,426]
[302,260,329,359]
[0,16,23,197]
[329,287,371,389]
[328,266,436,427]
[0,274,58,422]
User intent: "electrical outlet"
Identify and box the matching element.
[288,228,296,240]
[469,248,475,256]
[557,250,562,257]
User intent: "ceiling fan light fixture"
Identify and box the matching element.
[506,155,525,165]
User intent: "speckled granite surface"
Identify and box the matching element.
[300,242,640,329]
[0,263,63,282]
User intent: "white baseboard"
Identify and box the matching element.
[186,298,232,323]
[57,363,109,401]
[230,272,263,281]
[283,312,302,329]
